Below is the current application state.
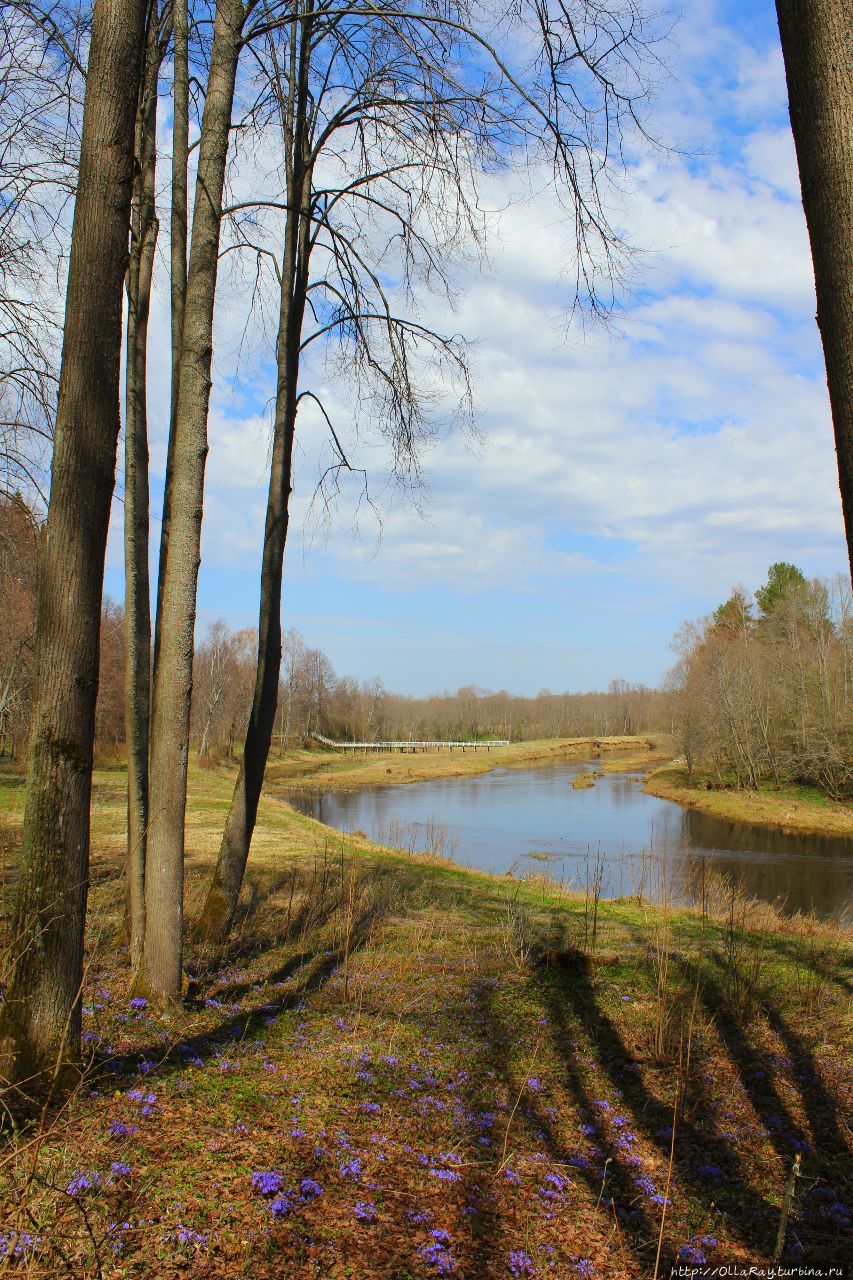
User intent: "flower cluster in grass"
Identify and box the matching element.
[108,1120,138,1141]
[67,1171,103,1196]
[251,1171,286,1197]
[0,1232,42,1261]
[167,1224,208,1248]
[509,1249,534,1277]
[354,1199,377,1223]
[677,1234,718,1267]
[418,1228,456,1275]
[106,1222,133,1255]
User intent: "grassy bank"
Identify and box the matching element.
[263,735,661,795]
[644,764,853,839]
[1,763,850,1278]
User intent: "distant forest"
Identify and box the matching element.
[2,496,849,797]
[0,492,668,759]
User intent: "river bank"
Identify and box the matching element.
[643,763,853,839]
[264,734,661,793]
[265,735,853,841]
[1,763,850,1277]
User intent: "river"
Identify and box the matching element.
[283,759,853,922]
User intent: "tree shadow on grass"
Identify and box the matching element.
[91,905,382,1092]
[536,949,789,1261]
[464,969,667,1275]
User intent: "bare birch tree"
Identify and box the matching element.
[0,0,147,1085]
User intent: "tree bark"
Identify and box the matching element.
[198,17,313,942]
[775,0,853,579]
[142,0,243,1004]
[124,5,159,971]
[0,0,146,1084]
[154,0,189,660]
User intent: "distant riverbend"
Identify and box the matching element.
[283,758,853,922]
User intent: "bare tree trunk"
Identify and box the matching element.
[154,0,189,654]
[196,292,303,938]
[197,19,312,941]
[0,0,145,1085]
[141,0,243,1005]
[124,5,159,971]
[775,0,853,579]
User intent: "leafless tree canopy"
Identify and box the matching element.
[0,3,84,501]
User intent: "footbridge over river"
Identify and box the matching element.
[311,732,510,754]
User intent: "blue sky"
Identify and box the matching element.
[104,0,848,697]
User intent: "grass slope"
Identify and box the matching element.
[0,765,850,1278]
[644,766,853,838]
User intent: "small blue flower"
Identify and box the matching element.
[354,1199,377,1223]
[108,1120,138,1141]
[509,1249,534,1277]
[270,1192,294,1218]
[67,1171,102,1196]
[299,1178,323,1201]
[252,1171,285,1198]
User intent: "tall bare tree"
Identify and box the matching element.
[198,0,664,938]
[124,1,167,969]
[141,0,246,1004]
[0,0,146,1085]
[775,0,853,579]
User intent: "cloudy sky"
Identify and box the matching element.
[103,0,847,697]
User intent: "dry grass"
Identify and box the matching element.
[1,761,851,1278]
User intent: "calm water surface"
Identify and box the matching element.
[284,760,853,922]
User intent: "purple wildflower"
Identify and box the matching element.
[0,1232,43,1261]
[67,1171,102,1196]
[169,1224,208,1247]
[252,1171,286,1198]
[418,1228,457,1276]
[270,1193,294,1218]
[354,1200,377,1223]
[299,1178,323,1201]
[111,1161,132,1180]
[574,1261,595,1277]
[108,1120,138,1141]
[129,997,148,1011]
[509,1249,534,1277]
[340,1157,363,1179]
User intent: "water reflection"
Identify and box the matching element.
[281,760,852,922]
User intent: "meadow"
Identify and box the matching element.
[0,762,850,1278]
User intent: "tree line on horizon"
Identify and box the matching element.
[0,0,850,1093]
[0,491,668,759]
